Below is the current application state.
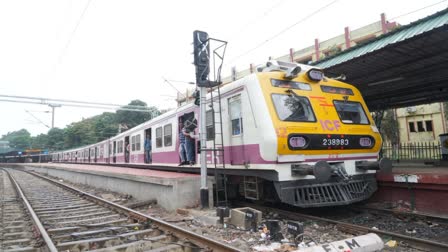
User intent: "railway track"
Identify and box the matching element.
[236,201,448,252]
[1,169,43,252]
[1,168,241,252]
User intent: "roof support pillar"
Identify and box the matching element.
[314,38,320,61]
[381,13,388,34]
[344,26,351,49]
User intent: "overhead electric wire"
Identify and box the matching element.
[0,98,158,114]
[388,0,447,21]
[0,94,158,112]
[226,0,339,65]
[57,0,93,64]
[25,110,50,128]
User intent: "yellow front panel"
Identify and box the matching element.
[257,72,382,156]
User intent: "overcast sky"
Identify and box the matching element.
[0,0,446,137]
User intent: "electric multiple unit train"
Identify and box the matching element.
[52,61,391,207]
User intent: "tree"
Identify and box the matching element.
[380,110,399,144]
[115,100,159,131]
[444,102,448,121]
[47,128,65,150]
[31,133,49,150]
[1,129,31,150]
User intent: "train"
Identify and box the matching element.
[51,60,391,208]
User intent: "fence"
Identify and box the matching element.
[382,142,442,161]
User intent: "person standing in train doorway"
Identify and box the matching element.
[125,143,130,163]
[178,121,187,166]
[144,135,151,163]
[183,119,197,165]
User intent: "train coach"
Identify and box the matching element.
[52,60,391,207]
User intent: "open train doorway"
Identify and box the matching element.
[178,112,197,165]
[113,141,116,163]
[125,136,130,163]
[144,128,152,163]
[94,147,98,163]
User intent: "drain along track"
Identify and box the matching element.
[236,201,448,252]
[2,168,241,252]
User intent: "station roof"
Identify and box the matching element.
[314,9,448,110]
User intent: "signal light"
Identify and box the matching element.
[192,89,200,106]
[193,31,210,87]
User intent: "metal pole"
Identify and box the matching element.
[199,87,209,208]
[51,105,55,128]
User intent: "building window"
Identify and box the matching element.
[164,124,172,147]
[206,110,215,141]
[425,120,433,132]
[229,95,243,136]
[409,122,416,132]
[417,121,425,132]
[156,127,163,148]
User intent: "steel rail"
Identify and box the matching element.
[237,202,448,252]
[351,205,448,223]
[4,169,58,252]
[27,171,241,252]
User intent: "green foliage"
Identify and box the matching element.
[115,100,158,131]
[444,102,448,121]
[1,129,31,150]
[380,110,399,144]
[31,133,49,149]
[2,100,163,152]
[0,100,166,151]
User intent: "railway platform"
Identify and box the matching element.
[8,163,212,211]
[372,163,448,216]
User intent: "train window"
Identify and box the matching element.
[136,134,141,151]
[206,110,215,140]
[131,136,136,151]
[334,101,369,125]
[271,79,311,90]
[271,94,316,122]
[321,85,354,95]
[229,96,243,136]
[164,124,172,147]
[156,127,163,148]
[118,140,123,153]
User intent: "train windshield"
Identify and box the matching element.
[334,100,369,124]
[272,94,316,122]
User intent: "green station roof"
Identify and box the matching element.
[313,8,448,110]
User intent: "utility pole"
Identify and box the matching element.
[48,104,61,128]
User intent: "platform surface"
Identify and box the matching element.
[26,163,199,179]
[377,163,448,184]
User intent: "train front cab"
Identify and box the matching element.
[257,62,391,207]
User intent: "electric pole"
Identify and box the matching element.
[48,104,61,128]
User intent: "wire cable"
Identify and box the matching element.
[58,0,93,64]
[389,0,447,21]
[226,0,339,65]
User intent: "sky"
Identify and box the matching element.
[0,0,446,137]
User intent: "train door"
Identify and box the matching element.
[107,143,111,164]
[125,136,130,163]
[179,112,197,164]
[144,128,152,163]
[228,95,246,165]
[94,147,98,163]
[113,141,116,163]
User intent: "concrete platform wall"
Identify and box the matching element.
[11,164,212,211]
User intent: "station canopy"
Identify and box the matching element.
[314,9,448,111]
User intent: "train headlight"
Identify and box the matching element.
[289,136,307,149]
[306,68,324,82]
[359,137,372,147]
